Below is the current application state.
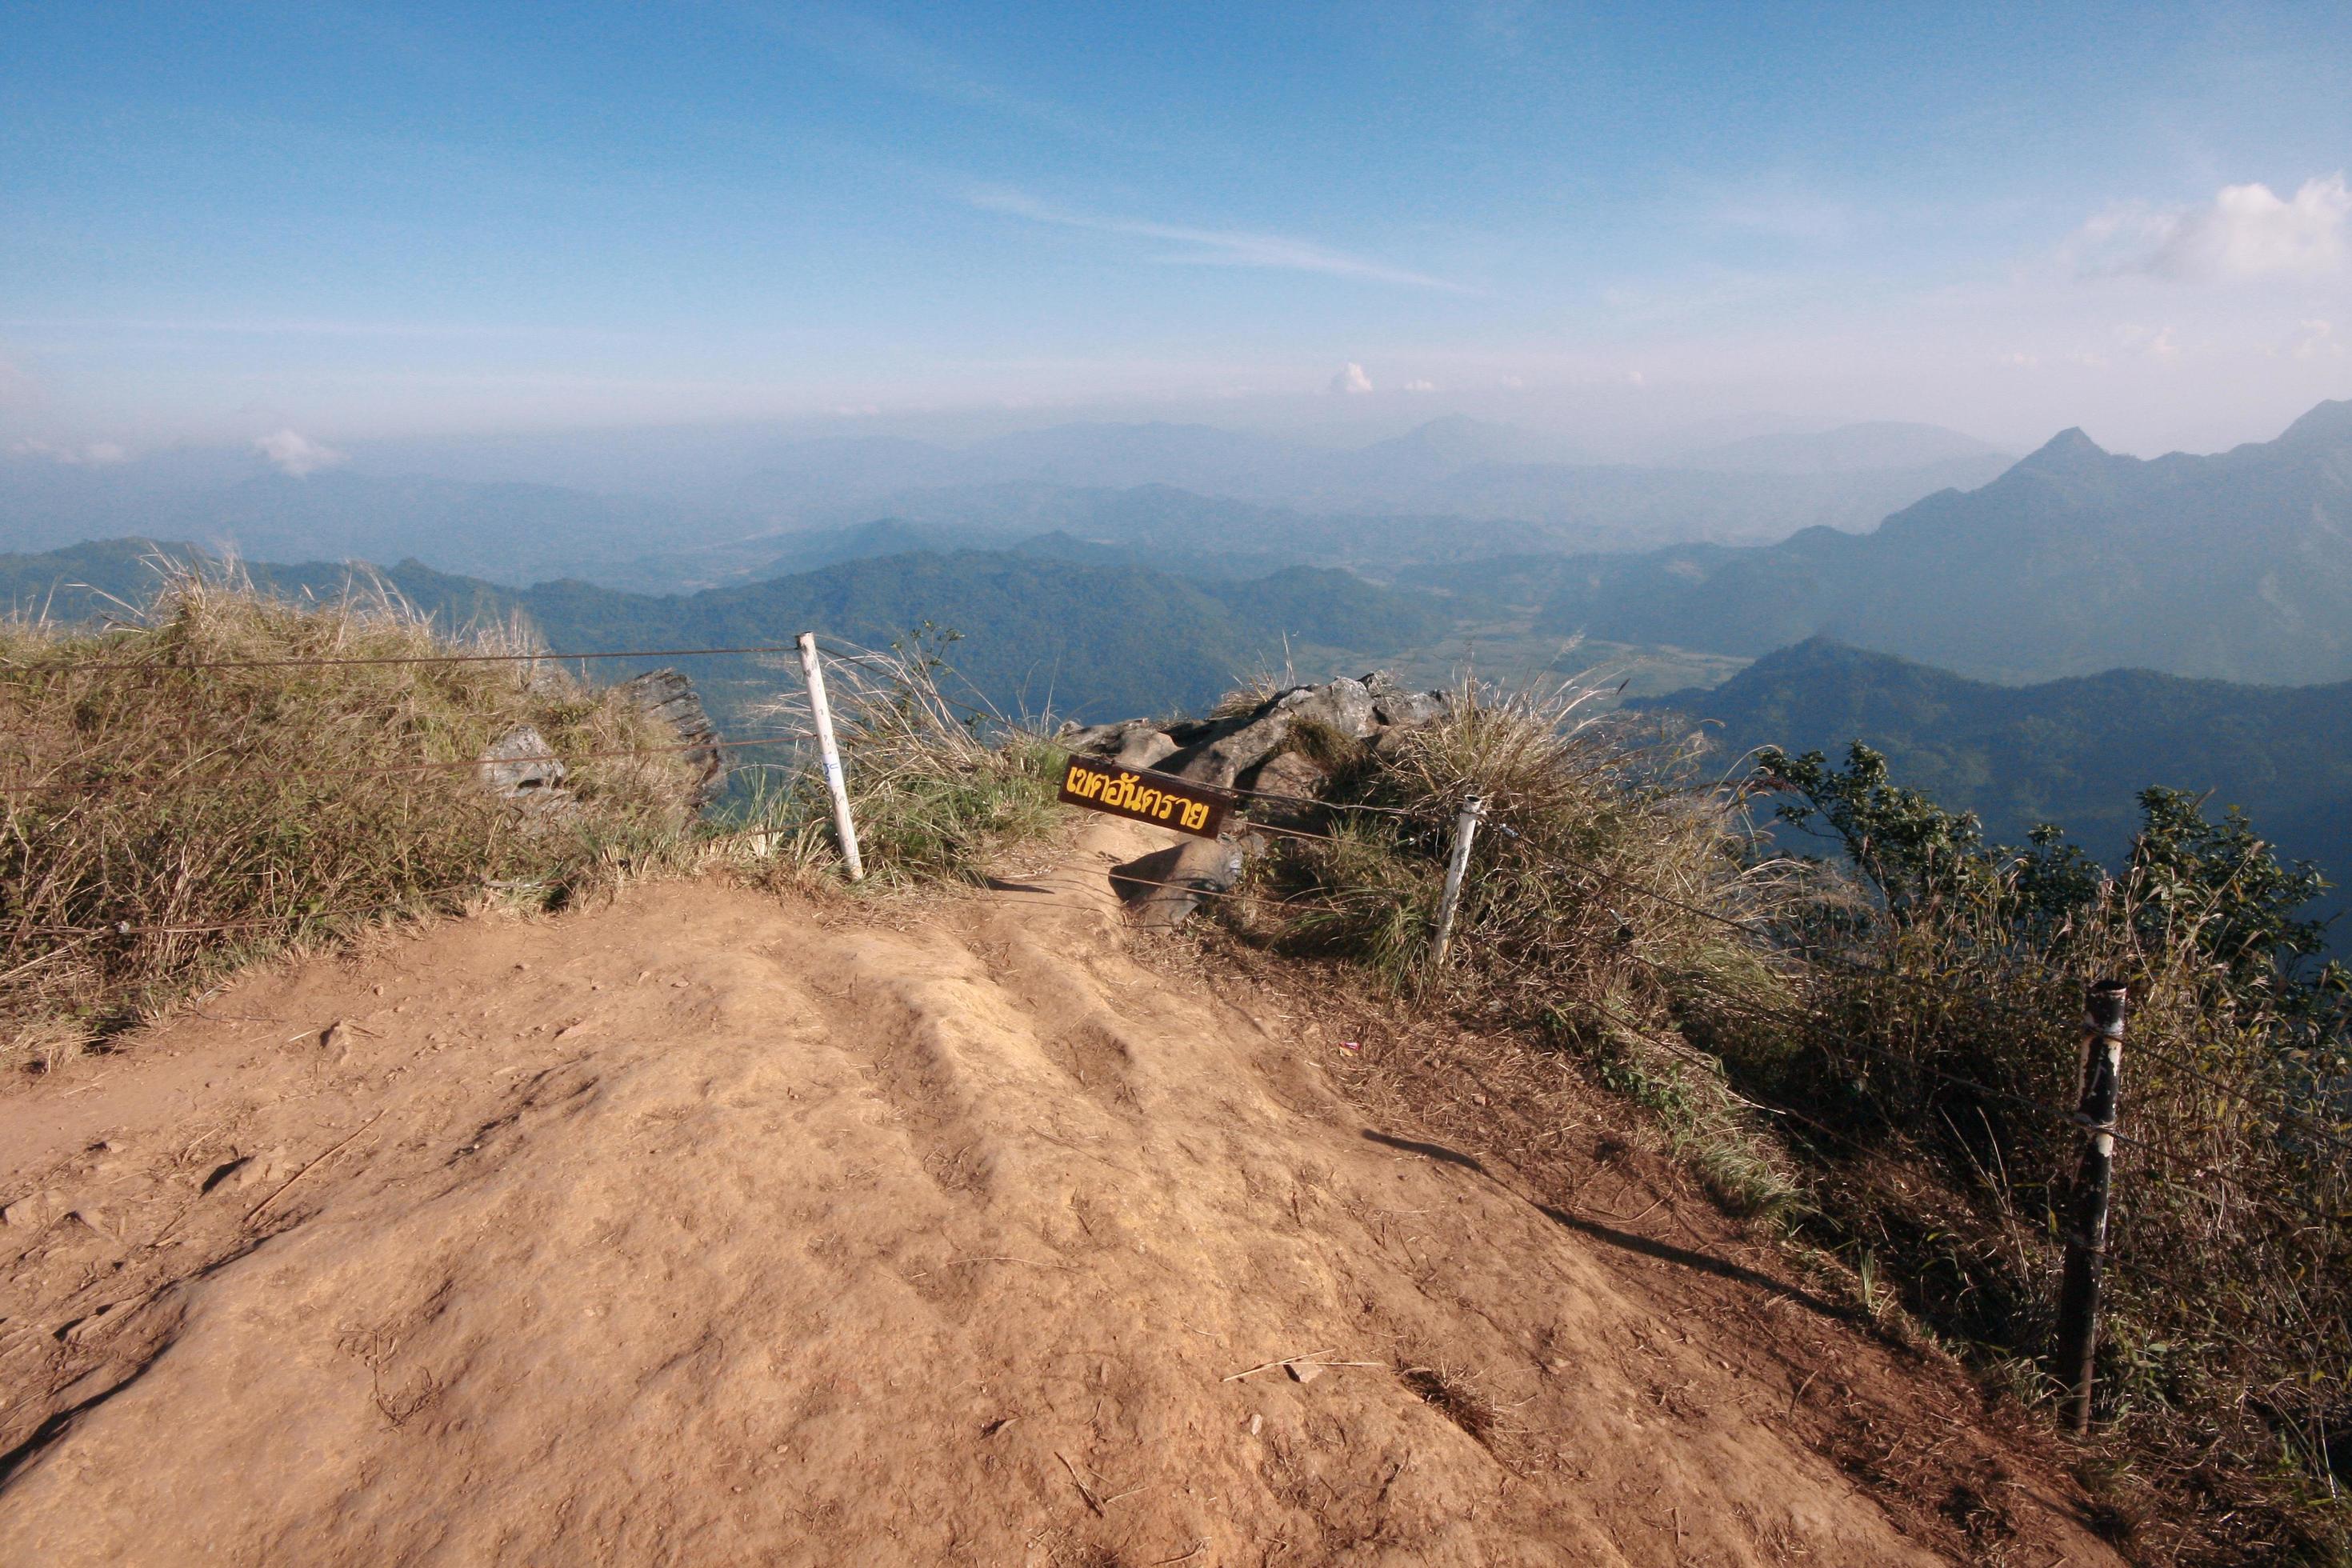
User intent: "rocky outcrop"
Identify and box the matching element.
[1058,672,1446,797]
[617,668,728,810]
[478,670,728,814]
[1058,671,1450,926]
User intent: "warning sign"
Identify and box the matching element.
[1057,755,1230,839]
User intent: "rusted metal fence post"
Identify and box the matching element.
[2056,978,2128,1434]
[797,633,864,882]
[1427,794,1484,970]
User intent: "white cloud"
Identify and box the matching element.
[1402,377,1437,392]
[1626,369,1646,387]
[2293,318,2340,360]
[2071,174,2350,282]
[2114,322,2182,363]
[970,188,1466,291]
[254,428,346,477]
[10,437,131,466]
[1328,362,1374,395]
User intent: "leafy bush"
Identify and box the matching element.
[1218,694,2349,1560]
[1755,742,2351,1563]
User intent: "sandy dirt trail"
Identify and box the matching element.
[0,819,2122,1566]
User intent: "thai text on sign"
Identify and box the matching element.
[1057,755,1230,839]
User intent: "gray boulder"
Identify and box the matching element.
[478,726,566,799]
[1112,837,1246,930]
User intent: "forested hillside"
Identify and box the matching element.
[0,540,1442,725]
[1636,638,2352,933]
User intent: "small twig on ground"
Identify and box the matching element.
[1054,1450,1103,1515]
[244,1111,386,1223]
[1222,1347,1337,1382]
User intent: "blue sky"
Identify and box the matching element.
[3,2,2350,455]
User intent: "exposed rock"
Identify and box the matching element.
[1113,727,1178,771]
[478,726,567,800]
[1058,718,1193,774]
[1285,676,1379,742]
[1112,837,1246,930]
[616,668,728,811]
[1235,749,1330,830]
[2,1191,58,1229]
[1366,671,1450,729]
[1065,674,1453,926]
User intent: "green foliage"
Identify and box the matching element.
[1751,742,2351,1563]
[1646,637,2352,954]
[1758,741,1990,915]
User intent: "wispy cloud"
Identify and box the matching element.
[254,428,346,477]
[1329,362,1374,394]
[763,6,1095,140]
[10,438,130,466]
[2068,174,2350,282]
[2,317,601,341]
[970,188,1467,291]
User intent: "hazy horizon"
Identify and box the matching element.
[6,3,2350,469]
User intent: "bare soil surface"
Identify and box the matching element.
[0,819,2123,1565]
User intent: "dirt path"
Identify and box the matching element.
[0,820,2122,1566]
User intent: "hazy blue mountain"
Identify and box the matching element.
[1537,400,2352,685]
[736,417,2014,547]
[1345,414,1585,479]
[0,462,766,591]
[0,539,1445,726]
[1673,421,2008,475]
[1395,457,2006,543]
[775,482,1606,574]
[7,414,2018,594]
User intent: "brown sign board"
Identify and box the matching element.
[1057,754,1230,839]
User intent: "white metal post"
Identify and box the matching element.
[797,633,865,882]
[1428,794,1484,969]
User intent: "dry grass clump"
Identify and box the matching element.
[1234,675,1805,1221]
[2,564,699,1061]
[738,630,1066,888]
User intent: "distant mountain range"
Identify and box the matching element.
[1670,421,2006,475]
[0,539,1443,726]
[734,416,2015,546]
[1528,400,2352,686]
[1635,638,2351,938]
[2,415,2007,594]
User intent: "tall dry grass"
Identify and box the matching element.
[2,564,700,1065]
[1236,675,1810,1216]
[1218,672,2349,1561]
[737,630,1066,887]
